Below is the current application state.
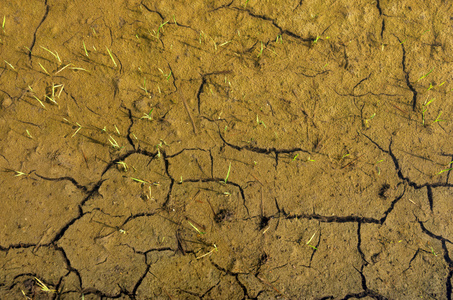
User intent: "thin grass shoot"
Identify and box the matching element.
[224,162,231,183]
[54,64,71,75]
[83,41,89,57]
[34,277,56,293]
[188,221,206,235]
[116,161,128,171]
[32,95,46,108]
[306,231,318,250]
[140,108,154,120]
[108,135,120,148]
[38,62,50,75]
[131,177,148,184]
[4,60,16,72]
[417,67,434,82]
[106,47,117,68]
[432,112,445,124]
[114,124,120,135]
[436,161,453,175]
[257,42,264,58]
[15,171,28,177]
[71,123,82,138]
[40,46,61,64]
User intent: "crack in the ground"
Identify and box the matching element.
[394,35,418,111]
[375,0,385,39]
[209,261,258,299]
[28,0,49,62]
[196,70,232,114]
[418,220,453,300]
[34,173,88,193]
[340,265,388,299]
[179,177,249,215]
[363,134,453,190]
[124,106,136,150]
[283,185,404,226]
[229,6,314,44]
[218,129,310,167]
[352,73,372,95]
[356,222,369,266]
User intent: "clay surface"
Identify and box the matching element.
[1,1,452,299]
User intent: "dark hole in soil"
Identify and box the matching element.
[214,209,233,223]
[378,183,390,199]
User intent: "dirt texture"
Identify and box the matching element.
[1,0,453,299]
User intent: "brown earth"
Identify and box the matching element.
[1,0,453,299]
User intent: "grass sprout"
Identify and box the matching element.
[312,35,321,44]
[188,221,205,235]
[40,46,61,64]
[437,168,452,175]
[4,60,16,72]
[116,161,128,171]
[71,123,82,138]
[149,21,169,40]
[27,86,46,108]
[364,112,376,128]
[257,42,264,58]
[139,78,152,97]
[21,289,31,300]
[422,97,435,126]
[306,232,318,250]
[114,124,121,135]
[131,177,148,184]
[158,68,172,81]
[32,95,46,108]
[54,64,71,75]
[224,162,231,183]
[83,41,89,57]
[432,112,445,124]
[34,277,56,293]
[15,171,29,177]
[196,244,218,259]
[140,109,154,120]
[106,47,117,68]
[436,161,453,175]
[256,115,267,128]
[38,62,50,75]
[417,67,434,82]
[108,135,120,148]
[44,83,63,106]
[69,66,90,73]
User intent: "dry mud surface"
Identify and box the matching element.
[1,1,453,299]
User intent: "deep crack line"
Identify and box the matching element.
[28,0,49,62]
[362,134,453,190]
[285,212,380,224]
[218,127,310,168]
[230,6,313,43]
[418,220,453,300]
[34,173,88,193]
[395,35,418,111]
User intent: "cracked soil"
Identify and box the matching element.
[1,0,453,299]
